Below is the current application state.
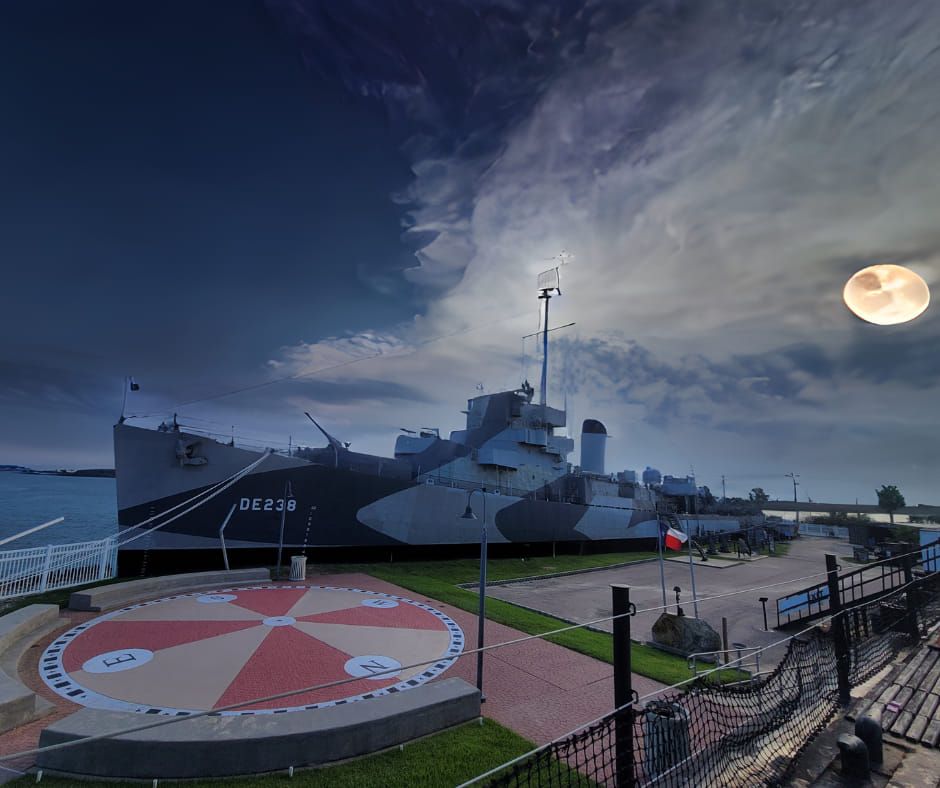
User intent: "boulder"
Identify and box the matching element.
[651,613,721,656]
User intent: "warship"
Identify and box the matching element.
[114,269,707,573]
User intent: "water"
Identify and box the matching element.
[0,473,117,549]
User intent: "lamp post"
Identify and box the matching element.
[460,487,488,699]
[786,472,800,526]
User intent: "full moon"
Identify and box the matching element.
[842,264,930,325]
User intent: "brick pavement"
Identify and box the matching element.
[313,572,665,745]
[0,573,665,779]
[0,608,96,781]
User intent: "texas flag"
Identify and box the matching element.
[660,521,689,551]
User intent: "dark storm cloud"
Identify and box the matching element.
[561,336,831,426]
[271,377,433,406]
[266,0,594,149]
[262,0,940,505]
[0,0,425,462]
[840,313,940,386]
[0,359,121,415]
[264,0,659,288]
[3,0,940,507]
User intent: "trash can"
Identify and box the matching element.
[289,555,307,581]
[644,700,690,778]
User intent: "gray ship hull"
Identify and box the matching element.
[114,423,659,573]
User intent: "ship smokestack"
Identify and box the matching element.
[581,419,607,475]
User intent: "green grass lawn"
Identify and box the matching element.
[315,551,743,686]
[766,541,792,557]
[370,551,658,585]
[9,719,532,788]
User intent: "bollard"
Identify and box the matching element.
[837,734,870,778]
[855,715,883,765]
[901,552,920,639]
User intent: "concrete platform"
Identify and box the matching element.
[36,677,480,779]
[664,554,767,568]
[68,567,271,612]
[35,582,475,779]
[0,605,60,735]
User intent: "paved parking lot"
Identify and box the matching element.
[488,537,855,671]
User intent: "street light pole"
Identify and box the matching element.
[785,472,800,526]
[460,488,488,699]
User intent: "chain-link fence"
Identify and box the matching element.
[482,570,940,788]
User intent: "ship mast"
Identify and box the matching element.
[536,267,562,407]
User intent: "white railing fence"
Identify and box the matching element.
[798,523,850,539]
[0,537,117,600]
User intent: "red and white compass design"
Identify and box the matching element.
[40,585,464,716]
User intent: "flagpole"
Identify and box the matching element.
[657,514,667,608]
[688,516,699,618]
[120,376,128,423]
[690,495,700,617]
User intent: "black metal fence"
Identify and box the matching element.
[775,539,939,627]
[482,555,940,788]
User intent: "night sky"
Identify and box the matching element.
[2,1,938,505]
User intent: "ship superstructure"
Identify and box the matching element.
[112,268,726,573]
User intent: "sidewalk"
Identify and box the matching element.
[313,572,666,745]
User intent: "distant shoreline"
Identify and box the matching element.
[0,466,115,478]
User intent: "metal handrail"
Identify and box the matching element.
[0,536,117,600]
[688,645,762,681]
[218,503,237,571]
[775,538,940,626]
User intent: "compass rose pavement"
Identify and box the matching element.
[40,585,463,715]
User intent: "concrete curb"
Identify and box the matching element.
[68,567,272,612]
[37,677,481,779]
[0,604,60,734]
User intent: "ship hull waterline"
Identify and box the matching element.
[116,462,661,576]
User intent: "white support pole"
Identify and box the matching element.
[39,544,53,593]
[219,503,237,572]
[97,538,111,580]
[657,515,667,608]
[688,498,700,618]
[0,517,65,548]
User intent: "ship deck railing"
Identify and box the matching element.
[172,423,296,457]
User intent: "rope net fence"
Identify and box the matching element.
[482,573,940,788]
